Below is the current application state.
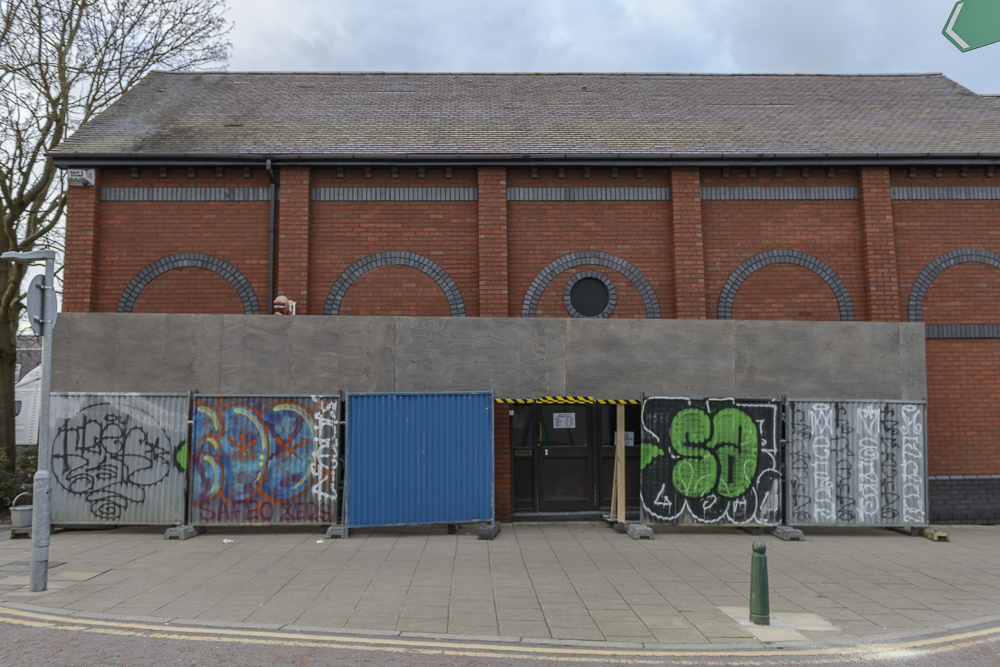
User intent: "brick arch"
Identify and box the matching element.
[324,251,466,316]
[718,250,854,321]
[909,249,1000,323]
[117,253,259,314]
[521,251,660,318]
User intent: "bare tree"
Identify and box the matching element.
[0,0,231,474]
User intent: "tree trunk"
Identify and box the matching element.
[0,305,16,474]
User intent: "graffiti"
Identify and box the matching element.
[190,396,340,525]
[50,397,184,522]
[786,401,926,526]
[640,397,780,525]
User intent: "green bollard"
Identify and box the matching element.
[749,541,770,625]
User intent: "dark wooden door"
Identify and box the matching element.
[535,404,594,512]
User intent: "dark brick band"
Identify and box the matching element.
[117,253,260,314]
[521,251,660,318]
[324,251,466,317]
[717,249,854,321]
[929,475,1000,523]
[908,249,1000,329]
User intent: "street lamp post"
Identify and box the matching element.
[2,249,56,591]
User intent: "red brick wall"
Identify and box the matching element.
[926,339,1000,475]
[701,168,866,320]
[730,264,843,320]
[63,173,101,312]
[91,168,270,313]
[506,167,673,318]
[336,264,452,316]
[494,402,511,521]
[309,168,480,316]
[130,268,247,314]
[63,164,1000,482]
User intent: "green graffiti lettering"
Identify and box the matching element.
[640,442,665,469]
[667,407,758,499]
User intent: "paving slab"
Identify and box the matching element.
[0,522,998,649]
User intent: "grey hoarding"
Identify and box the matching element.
[50,393,190,525]
[639,397,781,526]
[786,400,928,527]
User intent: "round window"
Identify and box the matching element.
[564,272,616,318]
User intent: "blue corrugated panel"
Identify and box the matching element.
[345,392,494,527]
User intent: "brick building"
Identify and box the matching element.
[51,72,1000,523]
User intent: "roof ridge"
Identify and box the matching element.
[147,70,947,78]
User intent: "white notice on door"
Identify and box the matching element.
[553,413,576,429]
[625,432,635,446]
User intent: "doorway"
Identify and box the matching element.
[511,401,641,518]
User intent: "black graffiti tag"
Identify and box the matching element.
[52,403,175,521]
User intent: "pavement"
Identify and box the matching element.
[0,521,998,650]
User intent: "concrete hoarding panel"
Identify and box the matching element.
[786,400,927,527]
[218,315,394,394]
[50,393,189,525]
[639,396,781,526]
[190,395,339,526]
[52,315,926,401]
[394,317,567,395]
[566,320,735,399]
[734,321,926,401]
[51,313,223,393]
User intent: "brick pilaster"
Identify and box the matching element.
[62,169,101,312]
[478,167,508,317]
[494,403,511,521]
[276,166,311,313]
[671,167,707,318]
[859,167,901,321]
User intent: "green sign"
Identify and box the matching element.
[943,0,1000,52]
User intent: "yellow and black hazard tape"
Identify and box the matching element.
[495,397,640,405]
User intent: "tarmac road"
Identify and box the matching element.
[1,606,999,667]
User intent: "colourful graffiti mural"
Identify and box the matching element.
[640,397,780,525]
[190,396,339,525]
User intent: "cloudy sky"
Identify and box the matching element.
[226,0,998,94]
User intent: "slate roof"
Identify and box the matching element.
[51,72,1000,163]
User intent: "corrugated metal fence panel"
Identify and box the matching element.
[639,397,781,526]
[786,400,928,527]
[50,393,189,525]
[190,395,339,526]
[345,392,494,527]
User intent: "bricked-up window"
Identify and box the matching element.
[570,278,610,317]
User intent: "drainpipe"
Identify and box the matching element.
[266,159,276,314]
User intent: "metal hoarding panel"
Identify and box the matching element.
[50,393,189,525]
[345,392,494,527]
[639,397,781,526]
[786,400,928,527]
[190,395,339,526]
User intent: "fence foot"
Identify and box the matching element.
[920,527,949,542]
[626,523,654,540]
[325,525,349,539]
[766,525,805,541]
[477,522,501,540]
[163,525,205,541]
[613,522,628,534]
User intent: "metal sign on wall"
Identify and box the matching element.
[189,395,340,525]
[639,397,781,526]
[49,393,190,525]
[786,400,928,527]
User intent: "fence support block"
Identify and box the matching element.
[478,521,501,540]
[325,525,349,539]
[766,525,805,541]
[164,525,205,540]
